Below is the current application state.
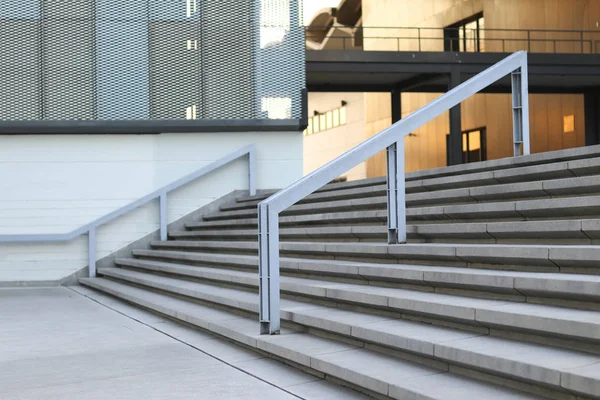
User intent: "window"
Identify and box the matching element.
[446,128,486,164]
[333,108,340,127]
[339,105,347,125]
[186,0,197,17]
[444,13,484,52]
[563,115,575,133]
[186,39,198,50]
[303,104,348,136]
[185,104,197,120]
[261,97,291,119]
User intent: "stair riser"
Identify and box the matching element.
[149,242,600,275]
[78,278,472,400]
[92,269,600,398]
[224,184,600,214]
[224,187,389,211]
[169,230,599,245]
[85,276,579,400]
[105,264,600,350]
[122,257,600,311]
[203,199,600,224]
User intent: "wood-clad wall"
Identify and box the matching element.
[363,0,595,177]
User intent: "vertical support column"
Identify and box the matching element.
[448,70,463,165]
[386,141,406,244]
[248,149,257,196]
[88,228,96,278]
[386,143,398,244]
[258,203,280,335]
[159,193,167,241]
[585,92,600,146]
[521,60,531,156]
[391,88,402,124]
[511,64,530,156]
[511,69,523,157]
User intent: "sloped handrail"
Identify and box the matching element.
[0,144,257,277]
[258,51,530,334]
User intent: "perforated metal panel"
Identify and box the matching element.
[0,0,304,123]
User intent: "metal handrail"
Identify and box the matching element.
[257,51,530,335]
[0,145,257,277]
[305,26,600,54]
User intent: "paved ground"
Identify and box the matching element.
[0,286,368,400]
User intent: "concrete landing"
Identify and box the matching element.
[0,286,368,400]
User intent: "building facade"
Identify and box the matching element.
[0,0,306,284]
[304,0,600,179]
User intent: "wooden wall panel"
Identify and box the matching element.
[362,0,595,177]
[530,96,549,154]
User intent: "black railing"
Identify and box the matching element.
[305,26,600,54]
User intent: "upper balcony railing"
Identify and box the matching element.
[305,26,600,54]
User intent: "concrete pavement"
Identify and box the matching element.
[0,286,368,400]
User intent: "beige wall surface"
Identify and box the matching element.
[362,0,594,176]
[304,92,367,181]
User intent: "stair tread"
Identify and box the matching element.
[147,240,600,272]
[90,268,600,396]
[405,144,600,181]
[225,175,600,213]
[236,177,388,203]
[80,276,548,399]
[172,219,600,244]
[225,184,388,211]
[126,251,600,289]
[103,263,600,341]
[202,195,600,223]
[79,145,600,399]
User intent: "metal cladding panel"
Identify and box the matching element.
[0,0,305,125]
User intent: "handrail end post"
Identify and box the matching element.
[258,203,280,335]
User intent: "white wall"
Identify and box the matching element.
[303,92,367,181]
[0,131,302,284]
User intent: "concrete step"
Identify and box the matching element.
[79,277,544,400]
[205,197,388,221]
[149,241,600,273]
[223,175,600,213]
[203,195,600,223]
[101,264,600,349]
[171,219,600,245]
[237,156,600,206]
[405,144,600,182]
[236,176,387,203]
[186,210,387,230]
[124,254,600,304]
[170,225,389,242]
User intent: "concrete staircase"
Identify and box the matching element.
[80,146,600,400]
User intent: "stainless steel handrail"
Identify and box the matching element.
[0,144,257,277]
[257,51,530,334]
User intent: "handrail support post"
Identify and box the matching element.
[159,193,167,241]
[249,149,257,196]
[88,228,96,278]
[258,203,280,335]
[386,141,407,244]
[511,61,530,156]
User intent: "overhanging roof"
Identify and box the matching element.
[306,51,600,94]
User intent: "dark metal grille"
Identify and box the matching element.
[0,0,304,122]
